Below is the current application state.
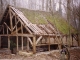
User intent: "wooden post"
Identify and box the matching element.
[21,37,23,50]
[16,36,18,51]
[0,36,1,48]
[8,36,10,49]
[48,36,50,51]
[33,36,36,53]
[21,23,23,50]
[27,37,29,51]
[9,7,13,32]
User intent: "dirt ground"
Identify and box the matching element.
[0,47,80,60]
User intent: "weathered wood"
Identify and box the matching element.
[9,7,13,32]
[0,34,33,37]
[36,36,42,45]
[27,38,30,51]
[33,36,36,53]
[27,37,33,46]
[21,36,23,50]
[16,36,18,51]
[48,36,50,51]
[8,36,10,49]
[4,22,11,31]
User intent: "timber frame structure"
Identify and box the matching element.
[0,5,62,53]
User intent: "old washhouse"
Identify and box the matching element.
[0,5,62,53]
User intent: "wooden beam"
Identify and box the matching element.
[16,36,18,51]
[11,27,21,34]
[33,36,36,53]
[27,37,33,46]
[13,20,19,30]
[17,16,32,34]
[36,36,42,45]
[0,34,34,37]
[8,36,10,49]
[4,22,11,31]
[9,7,13,32]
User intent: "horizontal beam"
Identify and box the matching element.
[0,34,34,37]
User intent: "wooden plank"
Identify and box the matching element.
[3,25,4,34]
[36,36,42,45]
[33,36,36,53]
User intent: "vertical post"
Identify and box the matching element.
[27,37,29,51]
[48,36,50,51]
[8,36,10,49]
[21,23,23,50]
[33,36,36,53]
[21,37,23,50]
[9,6,13,32]
[16,36,18,51]
[0,36,1,48]
[58,37,61,49]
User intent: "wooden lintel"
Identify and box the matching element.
[27,37,33,46]
[4,22,11,31]
[36,36,42,45]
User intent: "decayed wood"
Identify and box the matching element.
[21,37,23,50]
[36,36,42,45]
[4,22,11,31]
[8,36,10,49]
[33,36,36,53]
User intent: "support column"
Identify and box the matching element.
[8,36,10,49]
[48,36,50,51]
[21,36,23,50]
[27,38,29,51]
[33,36,36,54]
[0,36,1,48]
[17,36,19,51]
